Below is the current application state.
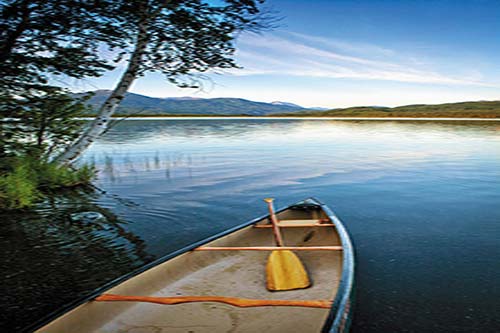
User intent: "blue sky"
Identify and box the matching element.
[74,0,500,108]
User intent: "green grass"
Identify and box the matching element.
[36,162,95,190]
[0,157,95,210]
[0,164,38,210]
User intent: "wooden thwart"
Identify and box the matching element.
[254,223,335,228]
[254,219,333,228]
[194,246,343,251]
[95,294,332,309]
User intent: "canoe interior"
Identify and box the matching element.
[37,202,344,333]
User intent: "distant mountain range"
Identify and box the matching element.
[76,90,500,118]
[77,90,316,116]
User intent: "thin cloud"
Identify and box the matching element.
[230,32,493,87]
[239,34,393,67]
[284,31,396,57]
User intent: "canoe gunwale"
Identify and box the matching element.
[318,199,356,333]
[27,197,356,333]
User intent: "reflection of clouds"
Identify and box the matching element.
[173,151,452,198]
[89,119,500,148]
[84,120,500,202]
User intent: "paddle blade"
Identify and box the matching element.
[266,250,311,291]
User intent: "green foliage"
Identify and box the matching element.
[1,89,91,158]
[37,161,95,190]
[0,0,124,94]
[0,0,128,158]
[1,0,270,94]
[123,0,271,88]
[0,164,38,209]
[0,156,95,210]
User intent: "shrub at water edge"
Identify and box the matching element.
[0,156,95,210]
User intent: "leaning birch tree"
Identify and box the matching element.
[56,0,269,165]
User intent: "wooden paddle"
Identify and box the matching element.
[264,198,311,291]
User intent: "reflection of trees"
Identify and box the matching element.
[95,119,500,145]
[89,119,500,183]
[0,189,154,332]
[325,119,500,131]
[96,119,304,143]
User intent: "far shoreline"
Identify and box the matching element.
[78,115,500,121]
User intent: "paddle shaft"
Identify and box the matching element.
[265,199,284,247]
[95,294,332,309]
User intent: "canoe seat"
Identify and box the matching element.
[254,219,334,228]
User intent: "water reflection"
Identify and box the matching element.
[94,119,500,145]
[96,119,306,143]
[4,119,500,332]
[84,119,500,333]
[86,120,500,194]
[94,151,196,183]
[0,189,153,331]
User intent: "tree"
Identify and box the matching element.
[56,0,270,165]
[13,89,91,159]
[0,90,95,210]
[0,0,129,158]
[0,0,125,93]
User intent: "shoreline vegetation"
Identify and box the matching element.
[0,91,96,211]
[280,100,500,118]
[0,156,95,210]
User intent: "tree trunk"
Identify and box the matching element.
[55,21,150,165]
[36,114,46,148]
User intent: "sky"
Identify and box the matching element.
[71,0,500,108]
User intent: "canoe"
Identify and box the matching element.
[33,198,355,333]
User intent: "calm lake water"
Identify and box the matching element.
[2,119,500,332]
